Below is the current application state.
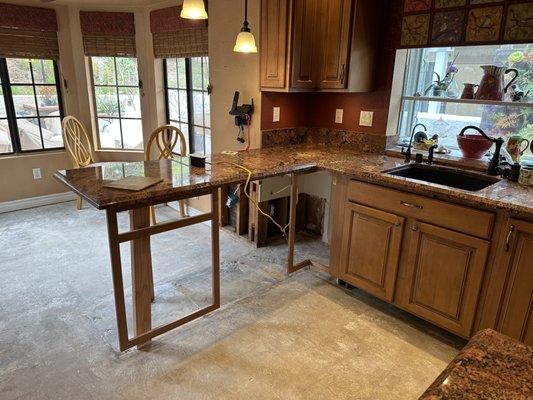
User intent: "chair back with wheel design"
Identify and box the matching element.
[61,116,94,168]
[145,125,187,161]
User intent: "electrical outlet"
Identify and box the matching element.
[359,111,374,127]
[335,109,343,124]
[273,107,280,122]
[32,168,42,180]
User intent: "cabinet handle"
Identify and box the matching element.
[394,221,402,227]
[340,64,345,84]
[400,201,423,210]
[505,225,515,252]
[411,224,419,231]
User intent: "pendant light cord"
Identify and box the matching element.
[242,0,250,32]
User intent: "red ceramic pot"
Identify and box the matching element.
[457,134,493,159]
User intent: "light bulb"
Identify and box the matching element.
[233,31,258,53]
[180,0,208,20]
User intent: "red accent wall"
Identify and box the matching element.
[261,49,396,134]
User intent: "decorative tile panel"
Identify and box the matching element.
[470,0,502,4]
[431,10,466,44]
[401,14,430,47]
[404,0,432,13]
[504,2,533,42]
[465,6,503,42]
[435,0,467,8]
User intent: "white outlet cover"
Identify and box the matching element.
[273,107,280,122]
[335,109,343,124]
[359,111,374,127]
[32,168,42,180]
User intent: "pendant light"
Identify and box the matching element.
[233,0,257,53]
[181,0,208,20]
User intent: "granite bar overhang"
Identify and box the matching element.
[54,144,533,216]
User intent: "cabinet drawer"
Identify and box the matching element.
[347,180,494,239]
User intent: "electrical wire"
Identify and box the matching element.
[212,161,297,237]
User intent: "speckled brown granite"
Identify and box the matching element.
[54,144,533,215]
[261,127,386,153]
[419,329,533,400]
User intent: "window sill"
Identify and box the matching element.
[385,145,490,172]
[0,149,66,160]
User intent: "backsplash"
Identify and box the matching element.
[262,128,387,154]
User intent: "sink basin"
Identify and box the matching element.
[385,164,499,192]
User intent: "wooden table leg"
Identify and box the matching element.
[211,189,221,308]
[287,174,298,273]
[129,207,153,346]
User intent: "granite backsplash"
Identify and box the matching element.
[262,127,388,154]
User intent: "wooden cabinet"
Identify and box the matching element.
[496,219,533,346]
[399,222,490,337]
[339,202,404,301]
[260,0,380,92]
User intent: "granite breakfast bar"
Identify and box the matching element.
[54,143,533,350]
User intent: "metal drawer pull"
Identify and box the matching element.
[505,225,515,252]
[400,201,423,210]
[411,224,419,231]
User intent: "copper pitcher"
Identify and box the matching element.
[475,65,518,101]
[461,83,478,99]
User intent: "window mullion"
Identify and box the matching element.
[113,58,125,149]
[0,59,21,153]
[29,60,45,150]
[184,58,195,153]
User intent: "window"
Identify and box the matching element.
[164,57,210,154]
[398,44,532,156]
[0,58,64,155]
[90,56,143,150]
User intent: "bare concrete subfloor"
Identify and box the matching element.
[0,202,463,400]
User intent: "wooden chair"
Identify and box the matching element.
[61,116,94,210]
[145,125,188,223]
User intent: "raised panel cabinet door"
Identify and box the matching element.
[339,202,404,301]
[403,222,490,337]
[290,0,320,89]
[260,0,289,89]
[497,219,533,346]
[317,0,353,89]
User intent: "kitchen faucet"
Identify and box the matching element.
[403,123,427,163]
[459,126,504,175]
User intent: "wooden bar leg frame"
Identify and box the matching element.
[105,188,221,352]
[287,173,311,274]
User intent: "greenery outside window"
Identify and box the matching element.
[0,58,64,155]
[398,44,532,156]
[90,56,143,150]
[164,57,210,155]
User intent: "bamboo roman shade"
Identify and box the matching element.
[0,3,59,59]
[80,11,136,57]
[150,6,208,59]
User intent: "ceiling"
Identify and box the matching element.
[22,0,177,6]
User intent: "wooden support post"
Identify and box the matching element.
[218,186,229,227]
[211,189,221,307]
[236,184,248,236]
[287,174,299,273]
[129,207,153,346]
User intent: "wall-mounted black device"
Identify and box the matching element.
[229,91,254,144]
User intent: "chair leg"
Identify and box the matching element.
[150,206,157,226]
[76,196,83,210]
[179,200,186,218]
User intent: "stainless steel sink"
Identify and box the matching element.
[385,164,499,192]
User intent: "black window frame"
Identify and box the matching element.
[0,58,65,155]
[89,56,143,151]
[163,57,210,155]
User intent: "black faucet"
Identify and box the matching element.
[459,126,504,176]
[403,123,427,163]
[427,144,438,165]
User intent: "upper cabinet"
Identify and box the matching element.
[260,0,382,92]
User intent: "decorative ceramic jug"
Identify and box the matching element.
[475,65,518,101]
[461,83,478,99]
[506,135,530,163]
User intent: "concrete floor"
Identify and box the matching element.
[0,202,463,400]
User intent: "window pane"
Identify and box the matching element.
[95,87,119,117]
[0,86,6,118]
[7,59,32,83]
[179,123,189,152]
[166,59,178,88]
[116,57,139,86]
[193,91,204,125]
[191,57,203,90]
[11,86,37,117]
[203,92,210,128]
[0,119,12,153]
[178,90,188,122]
[98,118,121,149]
[36,86,59,116]
[205,128,211,154]
[168,89,180,121]
[177,59,187,88]
[32,60,56,84]
[192,126,204,154]
[41,117,63,148]
[202,57,209,84]
[119,87,141,118]
[121,119,143,150]
[92,57,116,86]
[18,118,42,150]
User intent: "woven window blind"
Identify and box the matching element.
[0,3,59,59]
[80,11,136,57]
[150,6,208,59]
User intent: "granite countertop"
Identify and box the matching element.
[419,329,533,400]
[54,144,533,215]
